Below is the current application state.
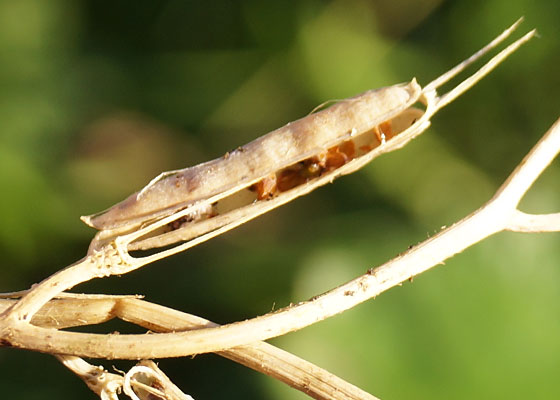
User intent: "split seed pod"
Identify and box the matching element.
[82,19,535,261]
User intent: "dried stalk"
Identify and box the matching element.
[1,117,557,400]
[0,117,558,360]
[0,295,378,400]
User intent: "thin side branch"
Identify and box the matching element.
[505,211,560,232]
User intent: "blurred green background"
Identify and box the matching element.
[1,0,559,398]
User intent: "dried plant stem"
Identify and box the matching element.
[0,296,378,400]
[117,299,380,400]
[1,118,558,362]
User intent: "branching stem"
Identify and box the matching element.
[1,118,558,361]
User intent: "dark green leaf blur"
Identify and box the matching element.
[0,0,558,398]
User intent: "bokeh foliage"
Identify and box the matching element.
[0,0,559,398]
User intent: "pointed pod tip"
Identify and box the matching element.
[80,213,99,229]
